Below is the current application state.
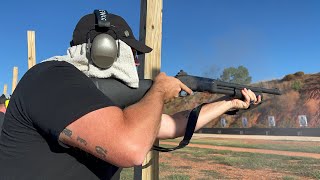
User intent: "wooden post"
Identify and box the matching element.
[138,0,163,80]
[27,31,36,69]
[3,84,7,95]
[136,0,162,180]
[11,67,18,94]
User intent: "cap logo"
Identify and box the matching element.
[98,10,108,21]
[94,9,111,28]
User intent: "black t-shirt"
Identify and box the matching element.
[0,61,121,180]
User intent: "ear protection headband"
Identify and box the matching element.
[87,10,119,69]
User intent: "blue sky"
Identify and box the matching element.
[1,0,319,94]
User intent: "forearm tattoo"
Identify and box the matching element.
[62,128,72,138]
[62,129,107,160]
[77,136,88,146]
[96,146,107,159]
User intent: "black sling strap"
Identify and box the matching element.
[152,103,207,152]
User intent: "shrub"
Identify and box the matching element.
[282,74,295,81]
[294,71,305,77]
[291,80,303,91]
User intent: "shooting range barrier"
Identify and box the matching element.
[198,128,320,137]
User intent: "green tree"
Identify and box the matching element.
[220,66,252,84]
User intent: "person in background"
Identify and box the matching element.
[0,94,7,130]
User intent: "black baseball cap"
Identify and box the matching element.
[71,11,152,54]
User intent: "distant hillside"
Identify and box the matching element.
[164,72,320,128]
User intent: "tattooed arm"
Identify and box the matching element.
[59,73,193,167]
[58,106,139,168]
[58,90,162,167]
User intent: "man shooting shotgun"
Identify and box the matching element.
[0,10,271,179]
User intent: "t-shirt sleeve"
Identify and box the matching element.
[20,61,115,142]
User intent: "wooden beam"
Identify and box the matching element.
[11,67,18,94]
[27,31,36,69]
[3,84,7,95]
[137,0,163,179]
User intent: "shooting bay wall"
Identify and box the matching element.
[198,128,320,137]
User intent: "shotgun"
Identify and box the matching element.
[91,70,281,109]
